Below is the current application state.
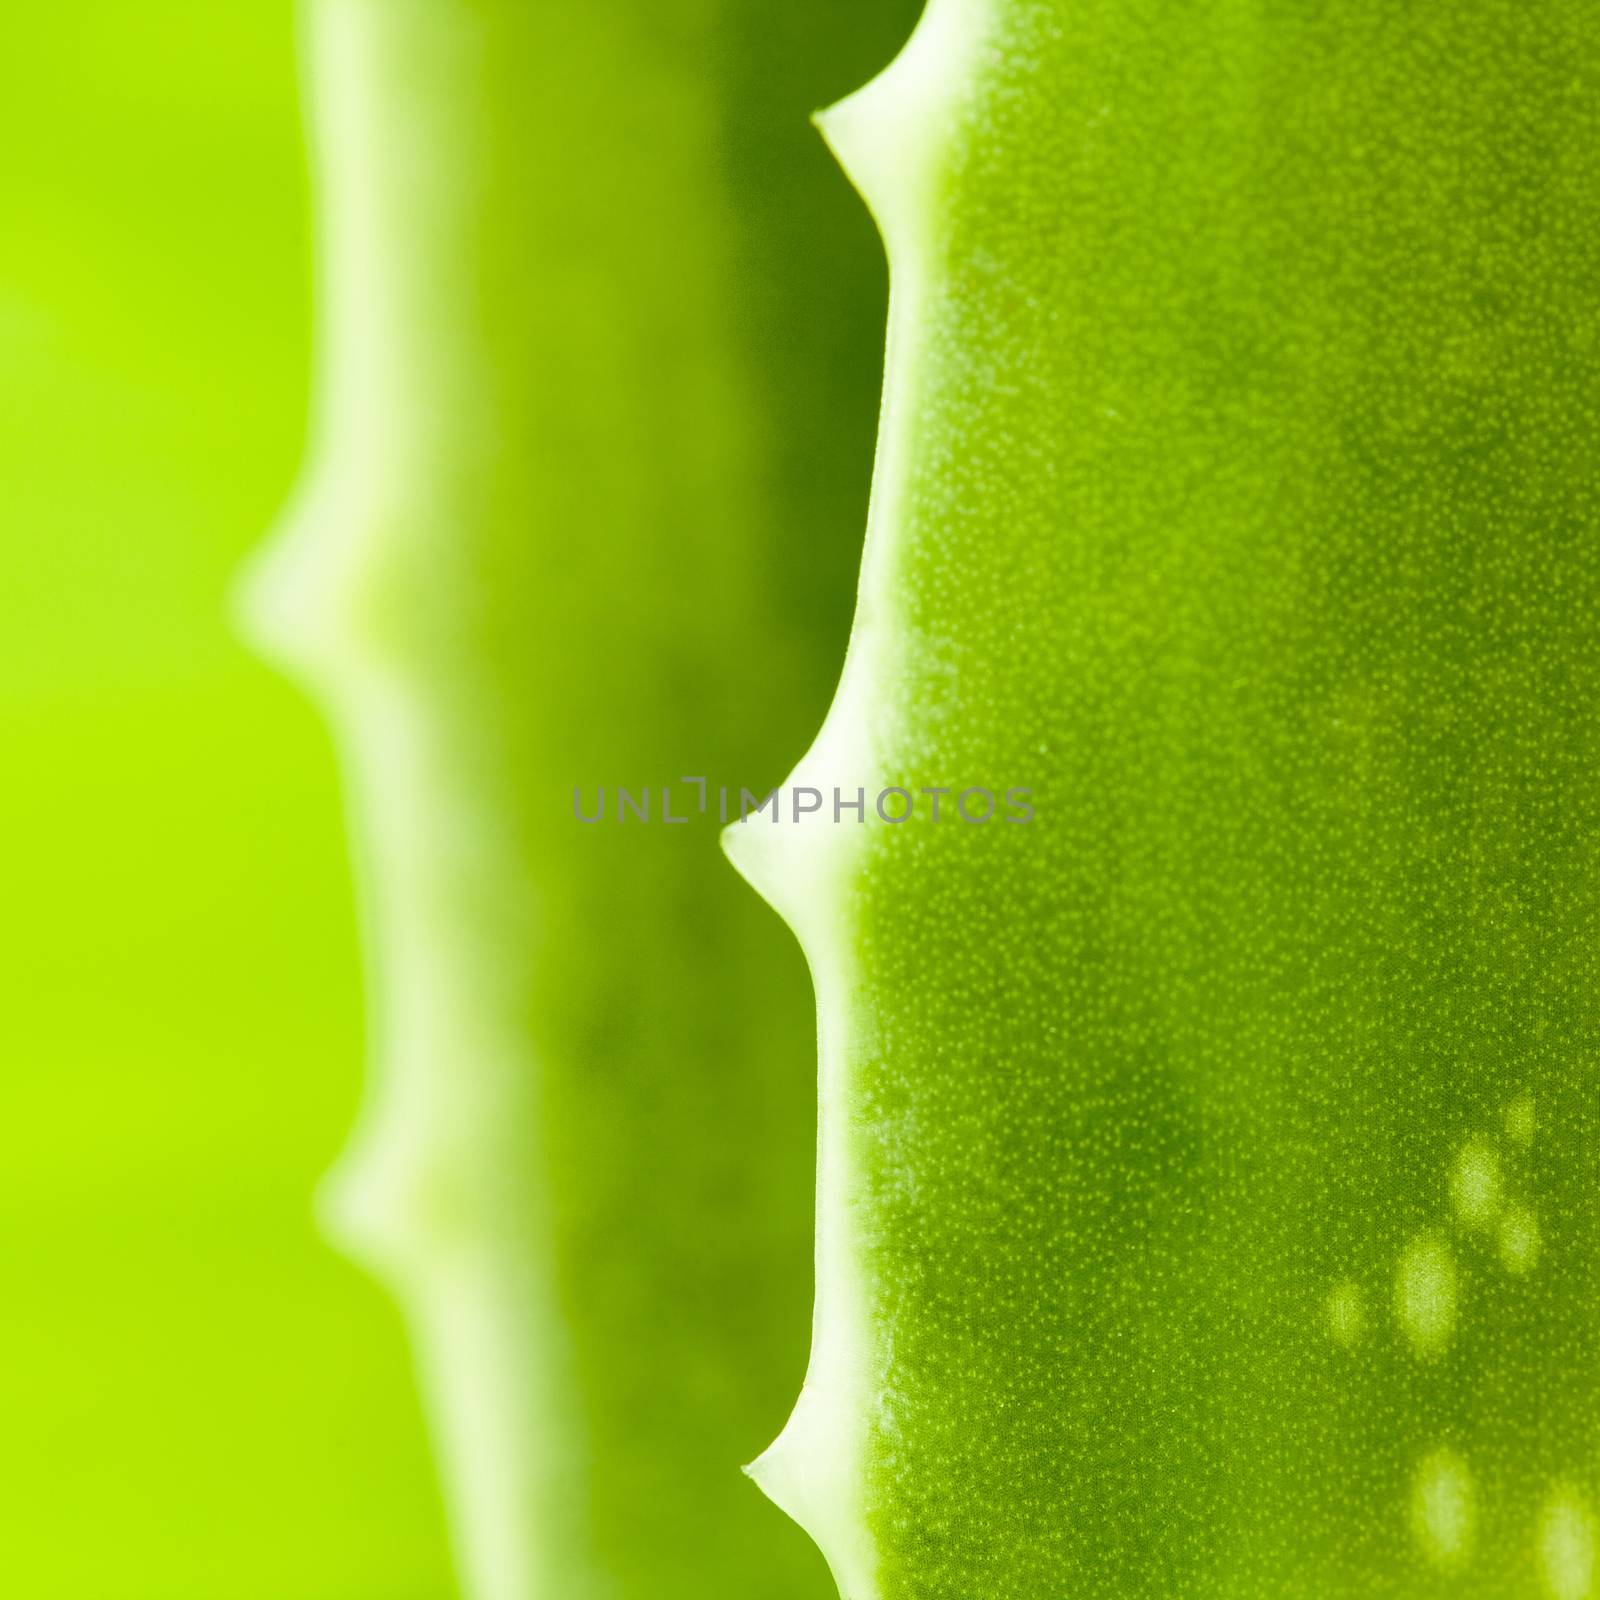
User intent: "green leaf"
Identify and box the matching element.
[732,1,1600,1594]
[244,1,915,1595]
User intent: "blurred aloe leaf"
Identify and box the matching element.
[732,1,1600,1595]
[245,1,918,1597]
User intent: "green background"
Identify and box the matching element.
[0,5,455,1594]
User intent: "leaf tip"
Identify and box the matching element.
[746,1384,881,1600]
[814,0,982,247]
[234,478,339,679]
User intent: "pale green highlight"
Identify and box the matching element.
[1411,1448,1475,1570]
[1540,1486,1597,1600]
[1396,1234,1458,1361]
[1449,1136,1503,1230]
[1326,1280,1367,1348]
[1499,1203,1542,1276]
[1506,1093,1537,1148]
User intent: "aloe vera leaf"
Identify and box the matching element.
[730,2,1600,1595]
[240,1,916,1596]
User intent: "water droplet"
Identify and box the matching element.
[1499,1203,1541,1275]
[1449,1136,1503,1229]
[1326,1280,1366,1348]
[1540,1485,1596,1600]
[1396,1233,1457,1359]
[1412,1448,1474,1569]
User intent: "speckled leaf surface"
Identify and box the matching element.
[732,2,1600,1595]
